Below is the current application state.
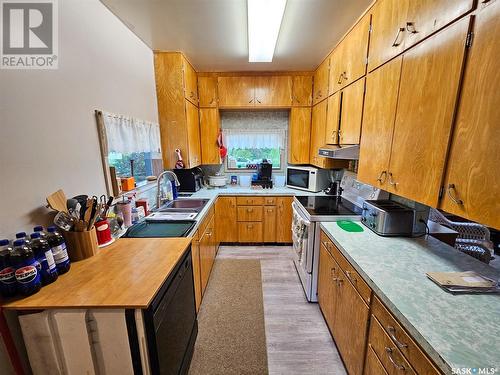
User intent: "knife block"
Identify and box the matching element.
[63,228,98,261]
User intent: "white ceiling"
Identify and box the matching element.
[100,0,372,72]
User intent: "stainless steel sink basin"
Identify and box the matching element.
[157,198,209,213]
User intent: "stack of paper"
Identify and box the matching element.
[426,271,500,294]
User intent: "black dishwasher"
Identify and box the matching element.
[131,247,198,375]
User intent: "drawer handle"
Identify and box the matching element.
[247,208,253,213]
[267,209,273,213]
[247,224,253,229]
[385,347,405,371]
[345,270,357,284]
[392,27,405,47]
[387,326,408,349]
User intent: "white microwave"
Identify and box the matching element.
[286,166,330,192]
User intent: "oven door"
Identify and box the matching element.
[291,202,315,274]
[286,168,311,191]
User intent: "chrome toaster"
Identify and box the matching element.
[361,200,425,237]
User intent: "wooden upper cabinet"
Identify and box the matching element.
[198,76,218,107]
[310,101,328,166]
[330,14,370,94]
[339,78,365,145]
[368,0,409,71]
[325,91,341,145]
[405,0,474,48]
[357,57,402,189]
[440,1,500,230]
[254,76,292,107]
[182,57,198,105]
[387,18,470,207]
[215,197,237,243]
[292,75,313,106]
[185,100,201,168]
[199,108,220,165]
[288,107,312,165]
[313,56,330,104]
[218,76,255,107]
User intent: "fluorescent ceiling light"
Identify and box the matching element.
[247,0,287,62]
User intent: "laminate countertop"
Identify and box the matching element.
[320,221,500,374]
[1,237,192,310]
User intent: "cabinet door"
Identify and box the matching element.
[318,244,337,333]
[310,100,328,166]
[218,76,255,107]
[199,232,210,295]
[206,217,216,271]
[364,345,388,375]
[368,0,409,71]
[183,58,198,105]
[185,100,201,168]
[263,206,277,242]
[405,0,474,48]
[255,76,292,107]
[276,197,293,243]
[440,1,500,230]
[288,107,311,164]
[198,76,218,107]
[325,91,341,145]
[313,57,330,104]
[339,78,365,145]
[328,44,345,96]
[199,108,221,165]
[215,197,237,242]
[238,222,263,243]
[332,14,370,93]
[358,57,402,189]
[191,232,202,312]
[334,270,370,375]
[387,18,470,207]
[292,75,313,106]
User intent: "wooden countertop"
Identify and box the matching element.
[1,237,192,310]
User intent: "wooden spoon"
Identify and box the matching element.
[46,189,68,212]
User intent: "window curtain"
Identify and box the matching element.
[223,129,285,149]
[101,111,161,154]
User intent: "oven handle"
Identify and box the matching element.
[292,202,311,226]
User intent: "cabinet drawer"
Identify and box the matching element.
[263,196,277,206]
[365,344,389,375]
[237,206,263,222]
[320,231,372,305]
[236,196,264,206]
[369,316,416,375]
[238,222,263,242]
[372,297,441,375]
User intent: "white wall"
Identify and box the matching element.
[0,0,158,239]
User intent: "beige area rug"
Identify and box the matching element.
[188,259,268,375]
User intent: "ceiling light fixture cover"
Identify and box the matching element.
[247,0,287,62]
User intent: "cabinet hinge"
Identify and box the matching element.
[465,32,473,48]
[438,186,444,199]
[369,24,372,33]
[365,57,369,66]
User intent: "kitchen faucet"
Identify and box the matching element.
[156,170,181,208]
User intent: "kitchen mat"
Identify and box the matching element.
[337,220,364,232]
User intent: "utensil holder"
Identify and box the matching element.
[62,228,98,261]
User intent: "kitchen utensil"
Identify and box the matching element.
[46,190,68,213]
[53,211,75,231]
[62,227,98,261]
[174,149,185,169]
[208,175,227,187]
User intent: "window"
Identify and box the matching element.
[97,111,163,190]
[224,129,286,171]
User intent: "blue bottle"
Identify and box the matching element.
[33,225,47,239]
[30,232,58,285]
[47,226,71,274]
[11,240,41,296]
[0,239,16,298]
[15,232,30,244]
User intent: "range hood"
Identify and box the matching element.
[318,144,360,160]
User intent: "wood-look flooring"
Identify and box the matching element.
[217,246,347,375]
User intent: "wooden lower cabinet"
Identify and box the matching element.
[318,244,337,330]
[191,231,202,312]
[276,197,293,243]
[238,222,263,243]
[199,215,216,296]
[364,345,388,375]
[263,206,277,242]
[215,197,237,243]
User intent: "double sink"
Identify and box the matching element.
[124,198,209,238]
